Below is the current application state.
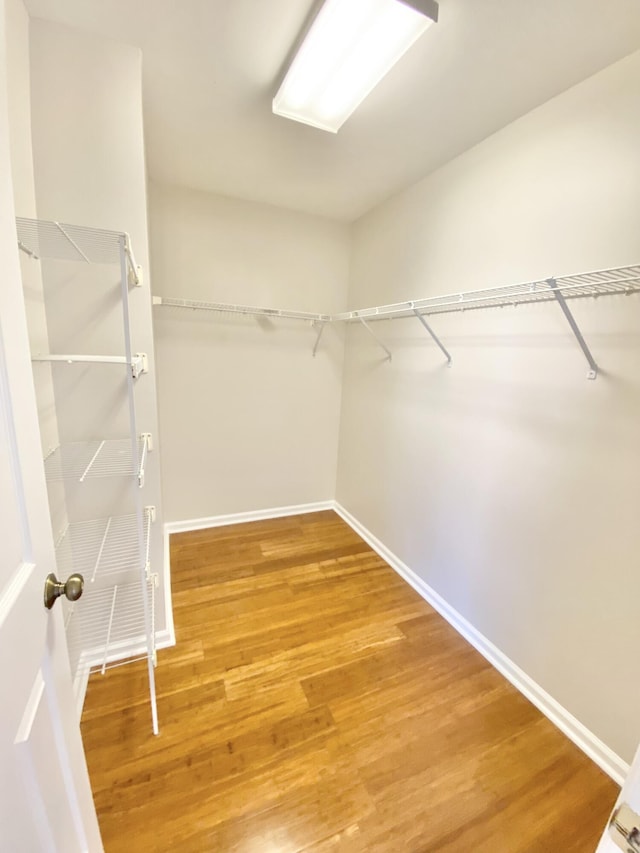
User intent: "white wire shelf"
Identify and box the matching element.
[32,353,148,378]
[15,217,141,285]
[152,265,640,325]
[65,577,157,675]
[44,435,152,486]
[152,295,331,323]
[333,265,640,321]
[56,509,154,585]
[151,264,640,376]
[16,217,123,264]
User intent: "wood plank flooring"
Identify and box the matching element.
[81,510,618,852]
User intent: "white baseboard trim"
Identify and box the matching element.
[72,628,175,719]
[162,524,176,648]
[333,501,629,786]
[164,500,335,535]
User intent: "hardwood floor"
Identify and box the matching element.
[81,510,618,852]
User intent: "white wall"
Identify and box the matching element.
[5,0,34,214]
[26,20,167,629]
[4,0,67,538]
[336,51,640,762]
[149,182,349,523]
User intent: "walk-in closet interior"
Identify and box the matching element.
[2,0,640,850]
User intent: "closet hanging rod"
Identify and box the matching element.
[152,295,331,323]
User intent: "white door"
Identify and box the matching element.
[0,78,103,852]
[596,748,640,851]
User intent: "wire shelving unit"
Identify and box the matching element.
[18,216,159,735]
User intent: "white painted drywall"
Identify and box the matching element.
[5,0,34,215]
[4,0,69,538]
[27,20,166,626]
[336,51,640,762]
[149,182,349,522]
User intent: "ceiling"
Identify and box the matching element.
[24,0,640,222]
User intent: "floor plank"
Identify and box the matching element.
[81,510,617,852]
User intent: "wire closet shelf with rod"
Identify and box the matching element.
[153,264,640,377]
[17,216,160,735]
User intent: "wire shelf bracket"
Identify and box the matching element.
[359,317,392,361]
[139,433,153,487]
[312,321,326,358]
[412,307,452,365]
[547,278,598,380]
[123,233,142,287]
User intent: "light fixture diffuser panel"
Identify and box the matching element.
[273,0,438,133]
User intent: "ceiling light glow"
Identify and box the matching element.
[273,0,439,133]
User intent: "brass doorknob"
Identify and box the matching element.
[44,572,84,610]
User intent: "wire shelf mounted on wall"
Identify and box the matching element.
[152,295,331,357]
[31,352,149,379]
[336,265,640,378]
[43,435,153,487]
[333,266,640,321]
[153,263,640,378]
[152,295,331,323]
[56,508,155,585]
[16,216,142,285]
[65,576,158,676]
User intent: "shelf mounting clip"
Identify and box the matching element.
[312,321,326,358]
[547,278,598,380]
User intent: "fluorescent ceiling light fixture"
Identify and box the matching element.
[273,0,438,133]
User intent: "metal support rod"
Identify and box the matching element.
[18,240,39,260]
[145,509,152,566]
[91,517,112,583]
[101,586,118,675]
[79,440,105,482]
[547,278,598,379]
[124,233,140,285]
[359,318,392,361]
[55,222,90,263]
[312,322,325,358]
[412,308,452,364]
[138,435,149,488]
